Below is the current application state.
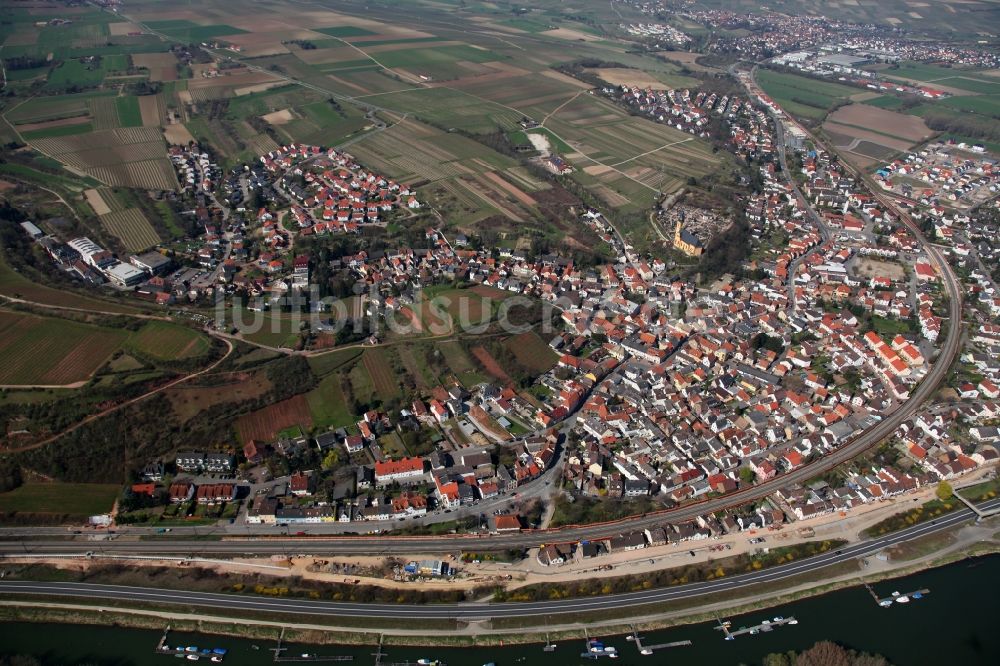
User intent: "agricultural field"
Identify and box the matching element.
[305,372,355,429]
[505,330,558,373]
[235,394,313,442]
[132,52,179,82]
[144,20,249,44]
[45,55,129,90]
[822,104,933,168]
[228,308,303,349]
[0,483,120,519]
[24,127,177,190]
[0,310,128,386]
[877,62,1000,94]
[756,69,859,120]
[99,207,161,252]
[362,350,400,402]
[542,93,720,211]
[115,96,144,128]
[128,321,211,361]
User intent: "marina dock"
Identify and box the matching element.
[715,616,798,639]
[271,628,353,662]
[627,626,692,655]
[580,629,619,659]
[154,626,228,661]
[372,635,442,666]
[864,583,930,607]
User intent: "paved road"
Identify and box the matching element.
[2,498,995,619]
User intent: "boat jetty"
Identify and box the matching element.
[626,626,692,656]
[371,636,444,666]
[580,630,619,659]
[715,616,798,640]
[865,582,930,607]
[155,626,227,662]
[270,628,352,662]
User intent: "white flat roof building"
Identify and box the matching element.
[105,262,146,287]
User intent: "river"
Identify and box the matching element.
[2,555,998,665]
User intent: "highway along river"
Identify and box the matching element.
[1,555,998,665]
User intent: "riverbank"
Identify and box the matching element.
[3,520,998,648]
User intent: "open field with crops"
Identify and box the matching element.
[822,103,934,167]
[25,127,176,190]
[235,394,313,442]
[506,330,558,373]
[0,483,120,518]
[306,373,355,429]
[128,321,211,361]
[756,69,860,120]
[363,350,400,402]
[99,207,161,252]
[0,310,128,386]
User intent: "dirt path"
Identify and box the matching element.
[542,90,585,125]
[0,381,87,389]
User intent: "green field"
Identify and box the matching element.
[146,20,249,43]
[863,95,907,110]
[307,347,364,377]
[937,95,1000,117]
[306,372,356,429]
[0,483,120,518]
[757,69,859,119]
[21,122,93,140]
[879,62,998,86]
[45,55,128,90]
[115,96,144,127]
[127,321,211,361]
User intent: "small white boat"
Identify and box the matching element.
[773,616,784,622]
[186,657,200,662]
[641,648,653,655]
[788,619,799,625]
[896,596,910,604]
[725,635,735,641]
[626,635,634,641]
[892,591,901,597]
[879,599,893,607]
[210,658,223,663]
